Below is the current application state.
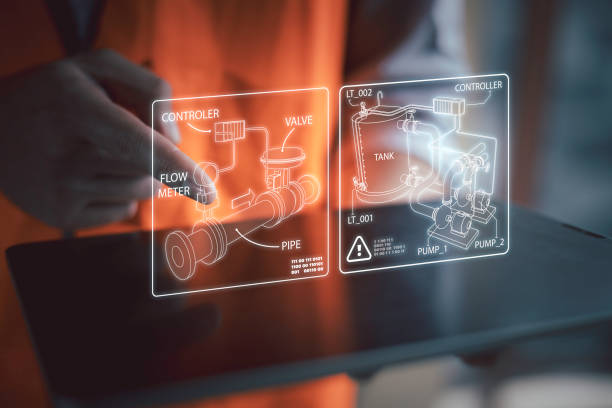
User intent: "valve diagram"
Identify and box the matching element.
[152,88,329,295]
[339,75,509,273]
[164,120,320,281]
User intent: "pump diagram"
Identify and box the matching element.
[152,89,329,295]
[339,75,509,274]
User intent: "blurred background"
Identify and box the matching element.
[344,1,612,406]
[468,0,612,237]
[349,0,612,237]
[1,0,612,407]
[348,0,612,406]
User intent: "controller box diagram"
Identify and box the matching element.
[151,88,329,296]
[338,75,509,274]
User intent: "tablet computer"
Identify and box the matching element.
[7,205,612,408]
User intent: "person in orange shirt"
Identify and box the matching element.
[0,1,462,406]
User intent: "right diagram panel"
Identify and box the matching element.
[339,74,509,274]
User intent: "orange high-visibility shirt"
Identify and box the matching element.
[0,1,355,406]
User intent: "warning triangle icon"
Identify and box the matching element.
[346,235,372,263]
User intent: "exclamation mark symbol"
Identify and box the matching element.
[347,235,371,263]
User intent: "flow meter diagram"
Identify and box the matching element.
[151,88,329,296]
[339,75,509,274]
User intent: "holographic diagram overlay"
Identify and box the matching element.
[152,88,329,296]
[339,75,509,273]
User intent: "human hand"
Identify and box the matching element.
[0,49,215,229]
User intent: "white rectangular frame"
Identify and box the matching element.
[338,74,510,274]
[151,87,330,297]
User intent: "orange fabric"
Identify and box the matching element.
[86,0,347,232]
[0,0,354,407]
[0,2,67,407]
[167,375,356,408]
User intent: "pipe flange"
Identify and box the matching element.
[193,218,228,265]
[165,230,197,281]
[209,218,228,262]
[286,182,305,214]
[297,174,321,205]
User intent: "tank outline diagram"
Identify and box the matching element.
[151,87,330,297]
[338,74,510,274]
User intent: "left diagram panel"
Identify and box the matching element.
[151,88,329,296]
